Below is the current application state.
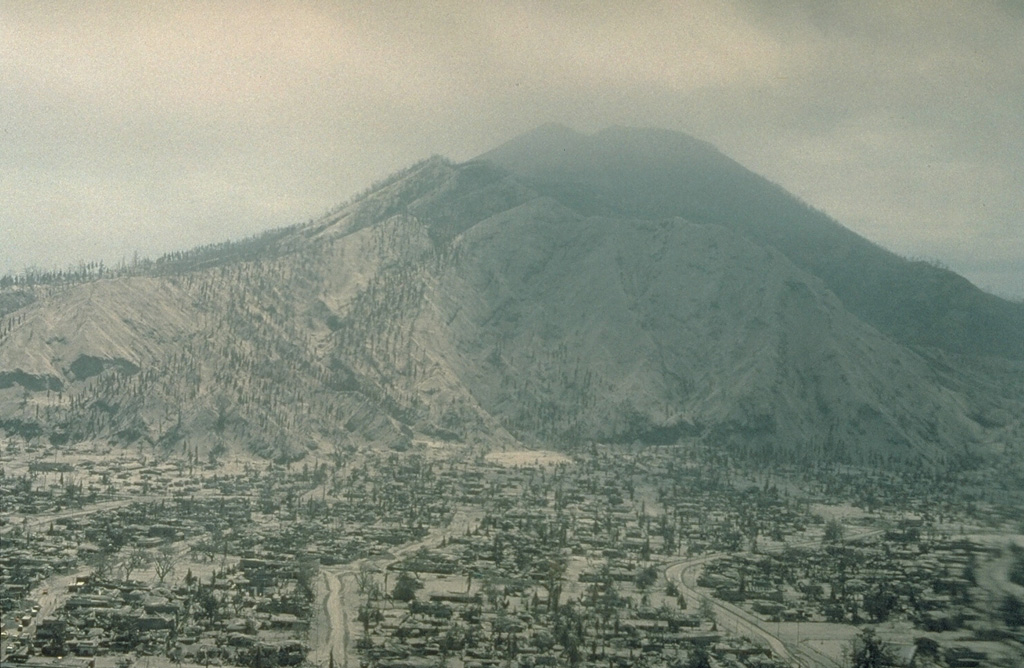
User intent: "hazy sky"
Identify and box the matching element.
[2,1,1022,298]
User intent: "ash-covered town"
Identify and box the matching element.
[4,37,1024,667]
[3,437,1023,668]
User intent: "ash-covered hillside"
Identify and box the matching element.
[480,124,1024,360]
[1,127,1021,466]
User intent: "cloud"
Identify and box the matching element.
[1,1,1021,297]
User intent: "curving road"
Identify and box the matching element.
[664,527,885,668]
[665,557,801,666]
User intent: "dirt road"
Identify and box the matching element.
[308,506,483,668]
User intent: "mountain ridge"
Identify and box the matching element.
[1,126,1021,466]
[480,125,1024,360]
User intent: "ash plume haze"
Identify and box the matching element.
[1,1,1022,299]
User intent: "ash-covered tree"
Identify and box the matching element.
[119,545,150,582]
[698,596,716,624]
[862,585,899,622]
[540,556,566,614]
[1009,545,1024,587]
[153,545,177,584]
[198,586,221,622]
[849,627,894,668]
[391,571,422,603]
[684,644,712,668]
[355,564,382,603]
[294,558,319,604]
[823,519,845,544]
[1001,594,1024,628]
[635,565,658,592]
[91,551,116,582]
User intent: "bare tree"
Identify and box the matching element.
[355,564,382,602]
[119,545,151,582]
[92,551,116,583]
[698,597,716,624]
[154,545,177,584]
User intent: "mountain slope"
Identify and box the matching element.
[0,132,1020,466]
[478,124,1024,360]
[418,197,986,463]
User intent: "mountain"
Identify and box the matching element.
[1,128,1021,467]
[479,124,1024,360]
